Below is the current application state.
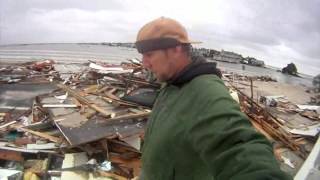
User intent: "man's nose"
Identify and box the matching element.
[142,55,151,69]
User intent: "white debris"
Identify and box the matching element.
[281,156,295,169]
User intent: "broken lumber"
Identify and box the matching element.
[56,83,111,117]
[102,111,151,125]
[18,127,60,143]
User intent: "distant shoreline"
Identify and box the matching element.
[0,42,134,47]
[0,43,316,85]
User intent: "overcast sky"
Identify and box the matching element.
[0,0,319,76]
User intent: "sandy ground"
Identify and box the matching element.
[233,80,314,105]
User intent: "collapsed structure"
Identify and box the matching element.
[0,59,319,179]
[0,59,158,179]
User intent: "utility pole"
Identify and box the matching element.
[250,77,254,113]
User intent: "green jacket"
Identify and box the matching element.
[141,74,291,180]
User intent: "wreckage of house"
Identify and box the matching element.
[0,58,319,179]
[211,50,242,63]
[242,57,265,67]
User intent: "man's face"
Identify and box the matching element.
[141,49,176,82]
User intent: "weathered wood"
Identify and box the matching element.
[0,149,24,162]
[56,83,111,117]
[231,83,308,158]
[109,153,141,177]
[97,170,127,180]
[0,121,17,129]
[55,115,147,146]
[104,91,120,100]
[18,127,61,143]
[42,104,77,108]
[108,139,141,153]
[100,96,142,107]
[83,85,99,94]
[27,143,57,150]
[121,77,160,88]
[250,118,274,141]
[100,139,109,160]
[102,112,150,125]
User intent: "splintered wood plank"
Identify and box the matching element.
[18,127,60,143]
[56,83,112,117]
[109,153,141,177]
[97,171,127,180]
[102,112,150,124]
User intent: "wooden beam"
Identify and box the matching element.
[56,83,111,117]
[97,170,127,180]
[250,119,274,141]
[18,127,61,143]
[102,112,150,125]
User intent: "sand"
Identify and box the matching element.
[233,80,314,105]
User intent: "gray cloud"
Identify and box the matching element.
[190,0,320,75]
[0,0,319,75]
[1,0,124,15]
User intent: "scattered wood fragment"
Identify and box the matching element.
[56,83,112,117]
[18,127,61,143]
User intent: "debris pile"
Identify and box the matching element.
[0,59,159,179]
[0,60,59,84]
[1,59,318,178]
[223,72,277,82]
[225,76,320,176]
[310,94,320,106]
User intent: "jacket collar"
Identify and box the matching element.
[168,55,221,87]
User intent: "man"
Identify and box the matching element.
[135,17,291,180]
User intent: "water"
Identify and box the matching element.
[211,60,313,87]
[0,43,139,64]
[0,43,313,87]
